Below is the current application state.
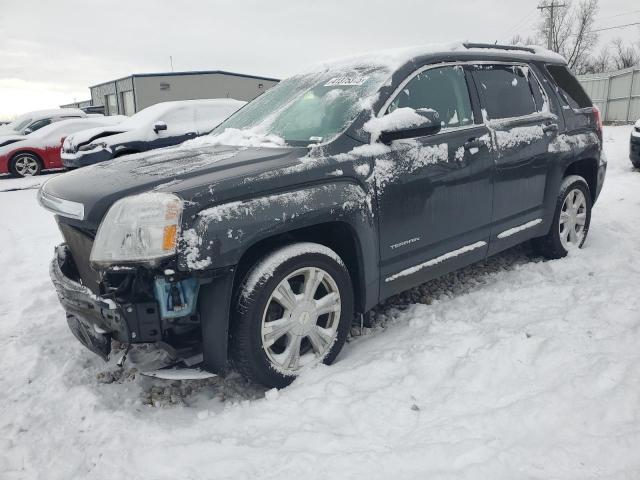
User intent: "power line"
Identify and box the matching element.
[592,22,640,33]
[594,9,640,24]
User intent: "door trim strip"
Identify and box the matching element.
[496,218,542,239]
[385,241,487,283]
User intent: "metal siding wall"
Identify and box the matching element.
[132,74,278,111]
[579,68,640,123]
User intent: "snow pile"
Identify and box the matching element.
[1,127,640,479]
[363,107,432,142]
[549,132,600,153]
[494,124,545,150]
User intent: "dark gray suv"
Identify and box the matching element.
[39,43,606,388]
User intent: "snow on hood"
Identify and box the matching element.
[63,125,129,151]
[0,134,27,148]
[183,127,286,149]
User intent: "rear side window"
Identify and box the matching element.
[473,65,539,120]
[546,65,592,109]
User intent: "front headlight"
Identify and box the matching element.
[90,192,183,266]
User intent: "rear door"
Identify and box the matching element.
[471,63,559,251]
[376,64,494,298]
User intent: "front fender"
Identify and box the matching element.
[178,181,376,274]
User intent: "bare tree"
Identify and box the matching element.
[537,0,599,73]
[582,47,611,73]
[509,34,539,47]
[610,38,640,70]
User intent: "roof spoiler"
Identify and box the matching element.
[463,42,536,54]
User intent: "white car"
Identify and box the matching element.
[0,108,88,137]
[0,116,125,177]
[61,99,246,168]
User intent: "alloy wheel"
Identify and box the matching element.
[559,188,587,250]
[260,266,341,374]
[14,155,40,176]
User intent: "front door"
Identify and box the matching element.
[470,63,559,251]
[376,64,494,298]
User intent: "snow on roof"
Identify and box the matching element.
[302,42,566,75]
[119,99,245,129]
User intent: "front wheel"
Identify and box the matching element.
[10,153,42,177]
[533,175,592,259]
[231,243,353,389]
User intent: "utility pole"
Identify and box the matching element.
[169,56,174,72]
[538,1,566,50]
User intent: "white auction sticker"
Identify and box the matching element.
[324,76,368,87]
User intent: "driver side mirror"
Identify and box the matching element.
[154,121,168,134]
[378,108,441,144]
[23,128,33,135]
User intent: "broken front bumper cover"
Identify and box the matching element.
[50,245,131,360]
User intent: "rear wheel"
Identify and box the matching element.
[10,153,42,177]
[533,175,592,259]
[231,243,353,388]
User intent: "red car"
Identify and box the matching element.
[0,117,125,177]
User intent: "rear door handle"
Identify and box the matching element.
[542,123,558,133]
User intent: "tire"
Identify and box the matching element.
[10,152,42,177]
[533,175,592,259]
[231,242,353,388]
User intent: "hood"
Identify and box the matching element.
[0,134,26,148]
[64,125,129,151]
[42,142,322,228]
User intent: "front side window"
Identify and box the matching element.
[387,66,474,129]
[474,65,538,120]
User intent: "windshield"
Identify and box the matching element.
[211,64,392,146]
[3,115,33,132]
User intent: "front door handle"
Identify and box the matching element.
[542,123,558,133]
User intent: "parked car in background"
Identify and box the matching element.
[40,43,605,389]
[0,108,88,137]
[631,119,640,168]
[61,99,246,168]
[1,117,125,177]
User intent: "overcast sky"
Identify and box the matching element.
[1,0,638,119]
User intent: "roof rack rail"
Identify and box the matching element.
[463,42,536,54]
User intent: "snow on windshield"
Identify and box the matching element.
[206,64,394,147]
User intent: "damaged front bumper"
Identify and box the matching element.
[50,245,129,360]
[50,244,174,361]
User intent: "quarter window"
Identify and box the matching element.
[546,65,592,109]
[387,66,474,130]
[474,65,538,120]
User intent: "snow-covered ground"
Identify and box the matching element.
[1,126,639,480]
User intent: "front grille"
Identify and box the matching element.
[57,222,101,294]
